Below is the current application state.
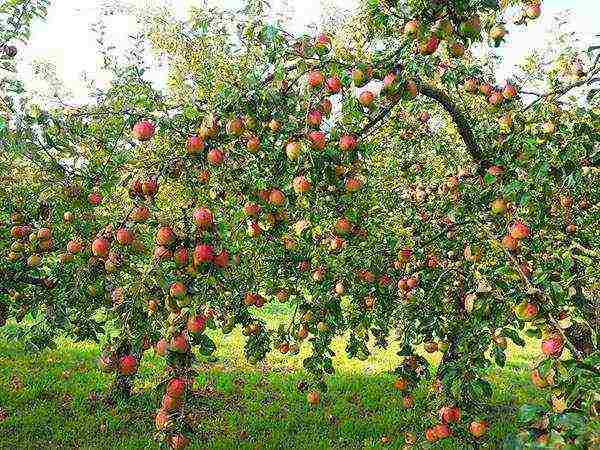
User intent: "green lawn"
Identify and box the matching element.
[0,303,544,449]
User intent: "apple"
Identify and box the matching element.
[403,395,414,409]
[193,207,213,229]
[308,71,325,88]
[541,335,563,357]
[286,141,302,160]
[464,78,478,93]
[170,334,189,353]
[186,136,204,154]
[88,192,102,206]
[490,198,507,214]
[213,249,230,268]
[187,315,207,335]
[293,176,311,194]
[469,420,488,437]
[404,19,420,36]
[488,92,503,106]
[37,227,51,240]
[226,118,243,136]
[439,406,461,423]
[161,393,182,411]
[307,390,320,405]
[133,120,155,141]
[479,82,493,96]
[269,189,286,206]
[325,75,342,93]
[194,243,214,264]
[425,428,438,443]
[166,378,187,399]
[319,98,332,116]
[91,238,110,258]
[359,90,374,106]
[490,25,507,41]
[130,205,149,222]
[434,424,451,439]
[502,235,519,251]
[156,226,175,245]
[173,247,189,266]
[345,177,362,193]
[268,119,281,132]
[243,202,261,217]
[339,134,357,152]
[67,240,83,254]
[155,409,172,431]
[382,72,397,92]
[352,68,367,87]
[526,3,541,19]
[246,135,260,153]
[503,84,518,99]
[315,33,330,54]
[116,228,134,245]
[335,217,352,235]
[308,131,327,150]
[207,148,224,165]
[509,221,530,239]
[118,354,138,376]
[142,177,158,197]
[170,282,186,298]
[168,434,190,450]
[307,109,323,127]
[448,42,465,58]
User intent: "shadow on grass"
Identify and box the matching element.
[0,333,540,450]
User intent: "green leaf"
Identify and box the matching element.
[517,404,544,425]
[502,328,526,347]
[196,334,216,356]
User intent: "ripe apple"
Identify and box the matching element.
[488,92,503,106]
[116,228,134,245]
[448,42,465,58]
[307,109,323,127]
[359,90,374,106]
[308,70,324,88]
[469,420,488,437]
[339,134,357,152]
[439,406,461,423]
[88,192,102,206]
[502,235,519,251]
[193,207,213,229]
[286,141,302,160]
[173,247,189,266]
[206,148,224,165]
[161,393,182,411]
[118,354,138,376]
[479,82,493,96]
[308,131,327,150]
[434,424,451,439]
[194,243,214,264]
[325,75,342,93]
[503,84,518,99]
[133,120,155,141]
[509,221,530,240]
[319,98,332,116]
[226,118,243,136]
[156,226,175,245]
[541,335,563,357]
[404,19,419,36]
[166,378,187,399]
[246,135,260,153]
[315,33,330,54]
[142,177,158,197]
[67,240,83,254]
[91,238,110,258]
[186,136,204,154]
[155,409,172,431]
[187,315,206,335]
[213,249,229,268]
[268,189,286,206]
[293,176,311,194]
[403,395,414,409]
[345,177,362,193]
[170,282,186,298]
[170,334,189,353]
[464,78,478,93]
[132,206,150,222]
[526,3,541,19]
[268,119,281,132]
[420,36,440,55]
[168,434,190,450]
[307,390,320,405]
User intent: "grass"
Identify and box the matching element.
[0,303,545,449]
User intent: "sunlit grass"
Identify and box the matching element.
[0,305,552,449]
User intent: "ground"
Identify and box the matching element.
[0,303,544,449]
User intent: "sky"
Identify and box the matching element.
[14,0,599,105]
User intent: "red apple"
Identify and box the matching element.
[133,120,155,141]
[207,148,224,165]
[339,134,357,152]
[307,109,323,127]
[193,207,213,229]
[156,226,175,245]
[213,249,230,268]
[88,192,102,206]
[186,136,204,154]
[510,221,530,240]
[116,228,134,246]
[166,378,187,399]
[194,243,214,264]
[293,176,311,194]
[325,75,342,93]
[118,354,138,376]
[91,238,110,258]
[359,90,374,106]
[308,71,324,88]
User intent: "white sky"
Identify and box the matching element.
[15,0,599,105]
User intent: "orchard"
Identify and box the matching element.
[1,0,599,449]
